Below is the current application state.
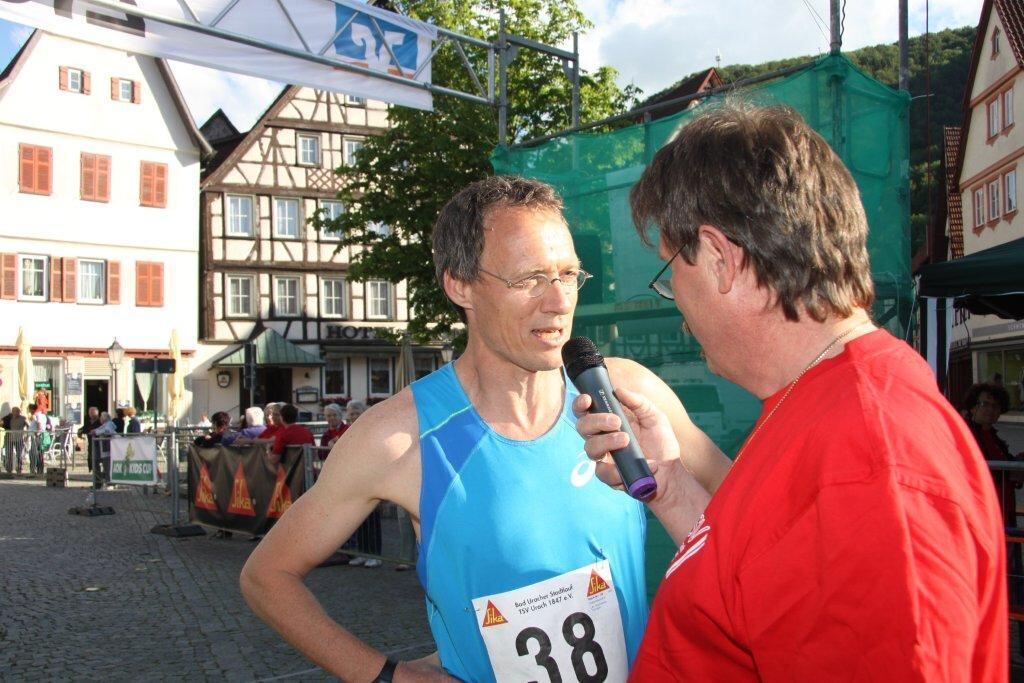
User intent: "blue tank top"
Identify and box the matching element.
[412,363,648,682]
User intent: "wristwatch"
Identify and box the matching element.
[373,658,398,682]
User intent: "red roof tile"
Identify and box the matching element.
[995,0,1024,67]
[944,126,964,259]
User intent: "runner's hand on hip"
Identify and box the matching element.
[395,653,459,682]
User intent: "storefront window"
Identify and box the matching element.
[414,356,435,380]
[1005,350,1024,411]
[33,360,61,420]
[369,357,393,397]
[325,357,349,397]
[977,348,1024,412]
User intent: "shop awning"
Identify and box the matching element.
[918,238,1024,320]
[213,329,325,367]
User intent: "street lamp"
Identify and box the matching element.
[440,341,454,365]
[107,339,125,408]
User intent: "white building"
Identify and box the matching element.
[939,0,1024,415]
[193,86,443,420]
[0,31,210,426]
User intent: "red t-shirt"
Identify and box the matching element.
[320,424,349,451]
[632,330,1007,682]
[270,423,314,456]
[259,423,282,440]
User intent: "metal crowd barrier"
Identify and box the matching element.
[300,443,417,567]
[54,424,417,563]
[986,461,1024,658]
[1,428,72,475]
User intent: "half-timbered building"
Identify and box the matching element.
[193,86,438,419]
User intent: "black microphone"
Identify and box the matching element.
[562,337,657,501]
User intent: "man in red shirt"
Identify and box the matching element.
[575,104,1007,681]
[270,403,314,466]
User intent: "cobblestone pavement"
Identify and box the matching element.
[0,478,434,681]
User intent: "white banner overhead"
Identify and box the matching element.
[0,0,437,110]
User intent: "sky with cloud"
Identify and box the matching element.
[0,0,984,132]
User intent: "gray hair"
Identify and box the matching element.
[323,403,344,418]
[244,406,265,427]
[631,102,874,323]
[432,176,565,322]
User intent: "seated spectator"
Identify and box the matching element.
[257,402,284,441]
[193,411,232,447]
[269,403,313,466]
[964,382,1016,461]
[120,406,142,434]
[320,403,348,452]
[222,406,265,446]
[963,382,1021,525]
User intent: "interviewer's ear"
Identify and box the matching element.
[697,225,743,294]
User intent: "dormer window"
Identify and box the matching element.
[993,27,1002,57]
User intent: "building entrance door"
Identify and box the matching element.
[84,380,110,415]
[254,367,292,408]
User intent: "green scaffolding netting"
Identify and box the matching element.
[492,53,912,597]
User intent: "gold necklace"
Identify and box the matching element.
[735,323,868,463]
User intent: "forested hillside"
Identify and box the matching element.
[647,27,976,254]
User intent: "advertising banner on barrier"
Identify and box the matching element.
[187,444,304,535]
[110,436,158,485]
[0,0,436,110]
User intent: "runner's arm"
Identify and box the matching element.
[239,400,448,682]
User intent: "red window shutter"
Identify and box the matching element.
[19,144,34,193]
[19,145,52,196]
[1,253,15,300]
[82,71,91,95]
[36,147,51,195]
[97,155,110,201]
[110,77,119,100]
[59,66,68,91]
[49,257,63,302]
[150,263,164,307]
[132,81,141,104]
[107,261,120,304]
[136,261,150,306]
[81,153,94,200]
[140,162,153,206]
[63,258,76,302]
[154,164,166,207]
[81,154,109,202]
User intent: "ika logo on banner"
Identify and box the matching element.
[110,436,158,485]
[0,0,437,110]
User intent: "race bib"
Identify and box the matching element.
[472,560,628,683]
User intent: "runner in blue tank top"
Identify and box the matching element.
[411,362,647,681]
[239,177,731,682]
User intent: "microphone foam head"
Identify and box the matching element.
[562,336,605,381]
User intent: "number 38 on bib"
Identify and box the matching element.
[472,560,629,683]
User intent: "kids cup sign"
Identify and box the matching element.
[110,437,159,485]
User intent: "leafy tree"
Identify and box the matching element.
[313,1,639,343]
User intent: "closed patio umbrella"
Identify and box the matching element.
[16,327,33,413]
[394,333,416,393]
[168,330,185,425]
